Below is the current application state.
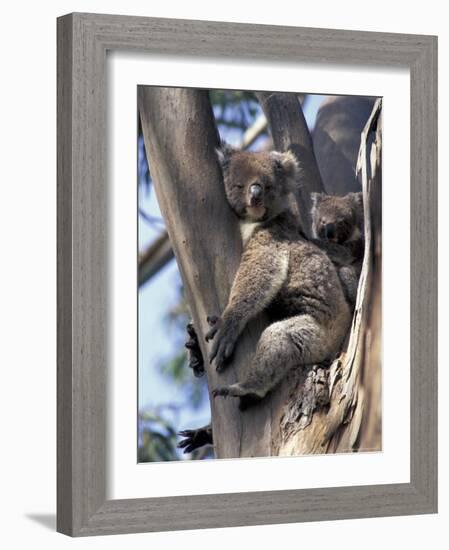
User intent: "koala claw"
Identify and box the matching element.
[207,315,220,326]
[209,336,235,371]
[185,322,205,377]
[205,315,221,342]
[205,327,218,343]
[177,427,212,454]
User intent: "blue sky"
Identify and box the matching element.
[138,190,211,432]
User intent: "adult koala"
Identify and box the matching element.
[206,144,351,410]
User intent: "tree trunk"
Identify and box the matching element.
[278,98,382,455]
[138,87,272,458]
[138,88,382,459]
[138,112,270,287]
[312,95,376,196]
[138,231,174,287]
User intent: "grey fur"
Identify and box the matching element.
[310,191,365,305]
[208,146,352,406]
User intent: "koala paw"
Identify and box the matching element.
[205,315,221,342]
[177,426,213,454]
[185,322,205,377]
[209,331,237,372]
[205,315,237,372]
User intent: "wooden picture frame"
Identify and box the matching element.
[57,12,437,536]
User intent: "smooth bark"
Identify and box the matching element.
[138,87,272,457]
[255,92,325,234]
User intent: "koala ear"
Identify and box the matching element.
[271,150,299,179]
[216,141,237,168]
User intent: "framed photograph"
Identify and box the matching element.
[57,13,437,536]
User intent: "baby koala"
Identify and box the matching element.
[206,143,352,409]
[311,192,365,306]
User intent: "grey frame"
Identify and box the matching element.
[57,12,438,536]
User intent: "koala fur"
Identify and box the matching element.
[206,143,352,409]
[311,192,365,305]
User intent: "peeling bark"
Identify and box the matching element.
[277,98,382,455]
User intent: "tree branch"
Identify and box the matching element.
[312,96,376,195]
[240,114,267,149]
[255,92,325,234]
[138,231,175,287]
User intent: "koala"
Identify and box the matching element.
[185,321,205,377]
[206,143,352,409]
[311,192,365,305]
[311,191,364,253]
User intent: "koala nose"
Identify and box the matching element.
[250,183,263,200]
[324,223,336,240]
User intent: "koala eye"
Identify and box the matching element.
[236,184,245,189]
